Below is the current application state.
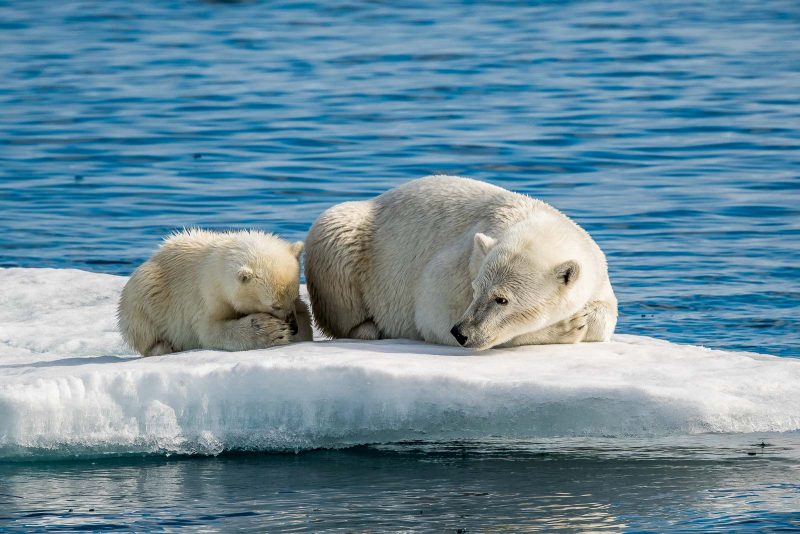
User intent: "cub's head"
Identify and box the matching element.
[225,234,304,328]
[450,227,594,350]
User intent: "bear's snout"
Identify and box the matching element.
[288,315,299,336]
[450,325,468,346]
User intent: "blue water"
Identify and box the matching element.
[2,440,800,532]
[1,0,799,531]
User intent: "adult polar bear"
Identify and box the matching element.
[305,176,617,349]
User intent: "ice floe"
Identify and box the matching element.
[1,267,798,458]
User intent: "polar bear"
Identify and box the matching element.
[305,175,617,349]
[118,229,313,356]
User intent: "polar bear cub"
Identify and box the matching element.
[118,229,313,356]
[305,175,617,349]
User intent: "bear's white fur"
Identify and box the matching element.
[305,175,617,349]
[118,229,313,356]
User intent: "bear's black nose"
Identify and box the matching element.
[289,315,299,336]
[450,325,468,346]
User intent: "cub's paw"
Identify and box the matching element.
[248,313,292,347]
[550,310,589,344]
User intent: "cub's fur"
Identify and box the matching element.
[118,229,312,356]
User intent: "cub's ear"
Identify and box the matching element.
[290,241,304,259]
[554,260,580,286]
[473,233,497,259]
[237,266,253,283]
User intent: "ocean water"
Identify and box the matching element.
[1,441,800,532]
[1,0,799,531]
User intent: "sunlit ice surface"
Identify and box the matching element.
[2,268,798,460]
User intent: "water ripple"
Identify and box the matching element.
[0,0,799,356]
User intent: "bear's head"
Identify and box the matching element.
[450,220,596,350]
[224,235,305,329]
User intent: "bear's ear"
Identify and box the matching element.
[554,260,580,287]
[290,241,304,259]
[473,233,497,259]
[469,233,497,279]
[237,266,253,283]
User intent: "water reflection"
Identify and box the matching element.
[2,438,799,531]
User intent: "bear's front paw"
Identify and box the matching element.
[248,313,292,347]
[550,310,589,344]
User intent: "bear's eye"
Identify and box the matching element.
[495,297,509,306]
